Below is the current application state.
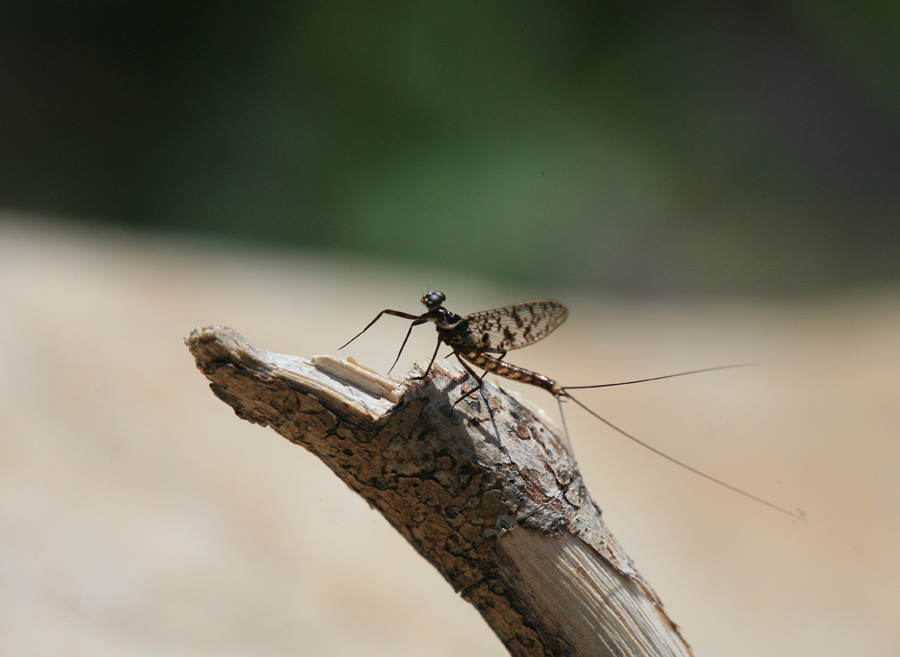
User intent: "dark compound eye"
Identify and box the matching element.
[421,291,446,309]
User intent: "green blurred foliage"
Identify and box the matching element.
[1,1,898,293]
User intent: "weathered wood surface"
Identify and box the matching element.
[186,325,692,657]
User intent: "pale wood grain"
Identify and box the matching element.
[186,325,692,657]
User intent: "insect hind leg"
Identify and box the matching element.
[451,354,490,407]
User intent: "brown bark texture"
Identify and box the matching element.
[185,325,692,657]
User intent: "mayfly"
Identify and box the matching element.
[340,291,803,520]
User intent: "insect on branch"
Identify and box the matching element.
[186,324,694,657]
[340,291,805,521]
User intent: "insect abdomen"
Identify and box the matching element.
[461,351,562,395]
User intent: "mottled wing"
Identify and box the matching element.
[465,300,569,352]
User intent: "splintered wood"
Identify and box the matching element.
[186,325,692,657]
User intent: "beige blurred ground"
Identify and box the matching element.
[1,216,898,656]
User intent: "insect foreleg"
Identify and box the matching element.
[339,309,423,350]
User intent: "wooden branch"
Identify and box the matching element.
[185,325,693,657]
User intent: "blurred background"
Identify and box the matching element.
[1,2,899,656]
[2,0,899,292]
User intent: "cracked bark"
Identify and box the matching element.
[185,325,692,657]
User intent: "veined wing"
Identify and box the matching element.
[465,300,569,351]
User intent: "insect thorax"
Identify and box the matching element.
[437,321,478,348]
